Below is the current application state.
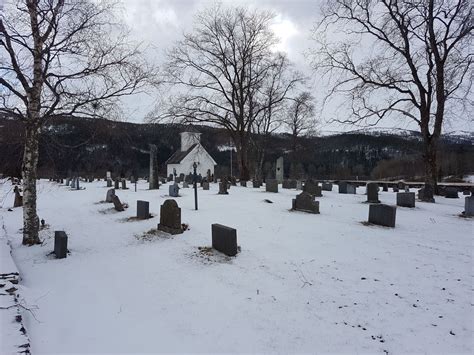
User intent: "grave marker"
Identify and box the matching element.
[396,192,415,208]
[366,183,380,203]
[54,231,68,259]
[137,200,150,219]
[212,224,238,256]
[292,192,320,214]
[158,199,183,234]
[368,204,396,227]
[266,179,278,193]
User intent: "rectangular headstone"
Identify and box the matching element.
[366,183,380,203]
[169,183,180,197]
[266,179,278,193]
[202,182,210,190]
[445,187,459,198]
[347,184,356,194]
[212,224,238,257]
[322,182,333,191]
[338,182,348,194]
[292,192,320,214]
[137,200,150,219]
[54,231,68,259]
[464,196,474,217]
[396,192,415,208]
[368,204,396,227]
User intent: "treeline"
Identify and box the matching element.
[0,116,472,181]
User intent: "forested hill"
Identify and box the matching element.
[0,115,472,180]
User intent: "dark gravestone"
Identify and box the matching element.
[121,179,128,190]
[114,179,120,190]
[137,200,150,219]
[382,184,388,192]
[464,196,474,217]
[296,180,303,190]
[397,192,416,208]
[212,224,238,257]
[282,180,292,189]
[107,179,112,188]
[366,183,380,203]
[202,182,210,190]
[167,174,173,182]
[292,192,320,214]
[338,182,348,194]
[347,184,356,194]
[397,181,406,190]
[322,182,333,191]
[253,180,262,188]
[65,178,70,186]
[393,186,399,192]
[106,188,115,203]
[218,182,228,195]
[419,184,435,202]
[230,176,237,186]
[112,195,125,212]
[13,186,23,207]
[158,199,183,235]
[266,179,278,193]
[179,173,185,181]
[169,183,180,197]
[445,187,459,198]
[463,190,470,195]
[368,204,396,227]
[240,180,247,187]
[304,180,322,197]
[54,231,68,259]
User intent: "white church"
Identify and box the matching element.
[166,131,217,177]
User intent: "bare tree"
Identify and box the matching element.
[0,0,153,245]
[312,0,473,196]
[156,5,297,180]
[284,91,317,152]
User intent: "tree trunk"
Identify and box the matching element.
[235,134,250,181]
[22,122,41,245]
[422,135,439,198]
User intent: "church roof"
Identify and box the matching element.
[165,144,198,164]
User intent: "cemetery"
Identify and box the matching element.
[0,176,472,353]
[0,0,472,353]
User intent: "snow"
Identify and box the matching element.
[0,179,472,353]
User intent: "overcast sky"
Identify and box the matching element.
[117,0,472,135]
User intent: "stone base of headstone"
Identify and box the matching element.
[212,224,238,257]
[368,204,396,227]
[266,179,278,193]
[54,231,68,259]
[396,192,415,208]
[292,192,320,214]
[137,200,150,219]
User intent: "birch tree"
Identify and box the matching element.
[0,0,153,245]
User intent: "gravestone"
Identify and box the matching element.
[218,182,228,195]
[253,180,262,188]
[121,179,128,190]
[65,178,70,186]
[169,183,180,197]
[76,178,80,190]
[137,200,150,219]
[368,204,396,227]
[404,186,410,192]
[366,183,380,203]
[397,181,406,190]
[266,179,278,193]
[106,188,115,203]
[230,176,237,186]
[296,180,303,190]
[106,171,112,181]
[240,180,247,187]
[397,192,415,208]
[304,180,322,197]
[13,186,23,207]
[292,192,320,214]
[107,179,112,188]
[70,177,76,189]
[393,186,399,192]
[202,182,210,190]
[347,184,356,194]
[149,144,159,190]
[419,184,435,202]
[276,157,284,183]
[158,199,183,235]
[212,224,238,257]
[463,190,470,195]
[54,231,68,259]
[322,182,333,191]
[114,179,120,190]
[167,174,173,182]
[112,195,125,212]
[445,187,459,198]
[182,181,189,188]
[180,173,185,182]
[338,182,348,194]
[382,184,388,192]
[464,196,474,217]
[282,180,292,189]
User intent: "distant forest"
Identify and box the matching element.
[0,116,472,181]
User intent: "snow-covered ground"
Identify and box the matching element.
[0,179,472,353]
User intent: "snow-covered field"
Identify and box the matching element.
[0,179,472,353]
